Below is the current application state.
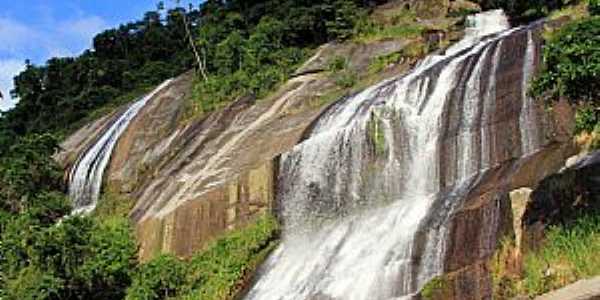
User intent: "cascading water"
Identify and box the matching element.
[69,79,172,214]
[246,11,544,300]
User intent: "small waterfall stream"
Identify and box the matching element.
[69,79,172,214]
[246,11,543,300]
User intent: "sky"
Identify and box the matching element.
[0,0,171,111]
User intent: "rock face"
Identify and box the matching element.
[243,12,574,300]
[59,36,421,260]
[522,150,600,249]
[440,29,575,299]
[58,8,576,300]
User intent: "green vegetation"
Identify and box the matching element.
[368,52,403,74]
[421,275,451,300]
[353,7,424,43]
[490,237,520,299]
[532,16,600,106]
[0,133,278,299]
[491,212,600,298]
[575,106,599,133]
[590,0,600,14]
[126,215,279,300]
[521,213,600,296]
[189,0,388,115]
[533,3,600,148]
[93,191,137,220]
[367,114,386,156]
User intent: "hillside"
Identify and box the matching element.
[1,0,600,299]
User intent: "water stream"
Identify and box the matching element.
[68,79,172,214]
[246,11,542,300]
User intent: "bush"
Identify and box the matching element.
[181,215,279,300]
[575,106,599,133]
[1,215,137,300]
[590,0,600,15]
[3,267,63,300]
[532,17,600,106]
[126,255,188,300]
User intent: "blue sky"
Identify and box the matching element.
[0,0,174,110]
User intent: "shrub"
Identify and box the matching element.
[182,215,279,300]
[575,106,599,133]
[590,0,600,15]
[532,17,600,106]
[328,56,348,73]
[126,255,188,300]
[3,267,63,300]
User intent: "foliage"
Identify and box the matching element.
[368,113,387,156]
[126,215,279,300]
[421,275,451,300]
[328,56,349,73]
[369,52,403,74]
[521,212,600,296]
[126,255,188,300]
[192,16,308,113]
[93,191,136,220]
[0,214,137,300]
[548,1,590,21]
[575,106,599,133]
[590,0,600,15]
[353,8,424,42]
[0,134,63,215]
[189,0,388,115]
[532,17,600,106]
[183,215,279,300]
[3,267,63,300]
[533,16,600,103]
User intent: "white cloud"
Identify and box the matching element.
[0,14,107,111]
[0,17,40,56]
[59,16,107,41]
[0,59,25,111]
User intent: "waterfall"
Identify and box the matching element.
[69,79,172,214]
[246,11,543,300]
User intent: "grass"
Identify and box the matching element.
[521,213,600,296]
[491,212,600,298]
[354,8,425,43]
[369,52,403,74]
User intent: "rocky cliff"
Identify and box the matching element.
[58,5,577,299]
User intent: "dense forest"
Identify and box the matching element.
[0,0,598,299]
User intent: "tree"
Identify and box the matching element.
[532,17,600,106]
[174,0,209,81]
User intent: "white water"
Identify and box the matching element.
[520,31,541,155]
[69,79,172,214]
[246,11,541,300]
